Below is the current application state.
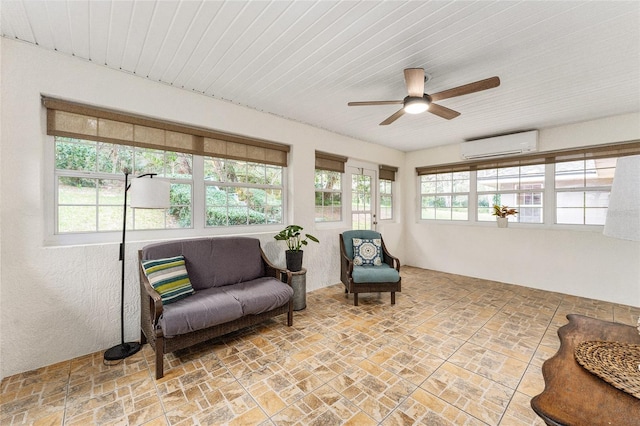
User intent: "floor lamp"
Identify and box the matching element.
[104,168,170,361]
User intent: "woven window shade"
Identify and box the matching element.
[379,164,398,181]
[315,151,347,173]
[416,140,640,175]
[43,96,289,166]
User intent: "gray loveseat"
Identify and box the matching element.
[138,237,293,379]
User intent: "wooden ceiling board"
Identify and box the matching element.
[20,1,56,50]
[211,1,313,95]
[131,0,181,78]
[87,0,112,65]
[144,0,205,82]
[66,0,90,59]
[234,1,363,100]
[119,0,158,73]
[177,0,276,92]
[1,0,638,152]
[1,1,34,43]
[104,0,135,69]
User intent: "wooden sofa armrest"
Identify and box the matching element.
[260,248,292,286]
[138,251,164,325]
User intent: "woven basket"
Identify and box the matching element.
[574,340,640,399]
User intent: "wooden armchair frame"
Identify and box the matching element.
[339,231,401,306]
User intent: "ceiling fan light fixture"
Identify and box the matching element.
[404,96,429,114]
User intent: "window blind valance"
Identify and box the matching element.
[315,151,348,173]
[379,164,398,181]
[43,96,290,166]
[416,140,640,175]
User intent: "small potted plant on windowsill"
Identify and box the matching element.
[492,204,518,228]
[274,225,319,272]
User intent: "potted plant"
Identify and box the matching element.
[492,204,518,228]
[274,225,319,271]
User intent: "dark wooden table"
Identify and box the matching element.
[531,314,640,426]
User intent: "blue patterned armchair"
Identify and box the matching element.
[339,230,401,306]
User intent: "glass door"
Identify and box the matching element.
[348,166,377,230]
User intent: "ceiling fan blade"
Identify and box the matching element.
[404,68,425,97]
[428,103,461,120]
[348,100,403,106]
[380,108,406,125]
[430,76,500,102]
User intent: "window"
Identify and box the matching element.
[45,97,290,238]
[204,157,283,226]
[315,169,342,222]
[315,151,346,223]
[420,171,470,220]
[555,158,616,225]
[379,179,393,220]
[379,164,397,221]
[55,137,192,233]
[477,164,544,223]
[416,140,640,227]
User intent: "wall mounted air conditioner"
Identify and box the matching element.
[460,130,538,160]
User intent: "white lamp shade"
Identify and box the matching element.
[129,177,171,209]
[603,155,640,241]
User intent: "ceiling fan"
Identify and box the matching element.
[348,68,500,125]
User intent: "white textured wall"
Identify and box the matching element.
[2,37,638,380]
[404,113,640,307]
[0,39,404,379]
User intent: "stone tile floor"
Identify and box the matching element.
[2,266,639,425]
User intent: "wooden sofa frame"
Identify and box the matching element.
[138,248,293,379]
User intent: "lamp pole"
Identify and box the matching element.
[104,169,158,361]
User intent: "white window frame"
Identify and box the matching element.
[45,136,287,246]
[554,158,616,226]
[476,164,545,224]
[419,171,471,221]
[314,169,343,223]
[379,178,394,221]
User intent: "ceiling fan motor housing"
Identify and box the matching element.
[403,94,431,114]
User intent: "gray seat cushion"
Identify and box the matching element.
[159,286,243,338]
[222,277,294,315]
[352,264,400,283]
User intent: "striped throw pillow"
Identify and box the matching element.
[141,255,194,304]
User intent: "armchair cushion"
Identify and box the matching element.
[352,238,382,266]
[352,264,400,283]
[141,255,195,304]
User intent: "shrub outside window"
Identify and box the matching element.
[555,158,616,225]
[315,170,342,222]
[420,172,470,220]
[55,137,192,233]
[380,179,393,220]
[477,165,544,223]
[204,157,283,226]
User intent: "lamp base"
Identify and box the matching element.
[104,342,142,361]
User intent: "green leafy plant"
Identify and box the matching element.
[492,204,518,218]
[274,225,319,252]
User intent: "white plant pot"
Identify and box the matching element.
[496,217,509,228]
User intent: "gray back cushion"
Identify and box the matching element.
[341,230,382,260]
[141,237,265,290]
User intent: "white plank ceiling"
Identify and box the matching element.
[1,0,639,152]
